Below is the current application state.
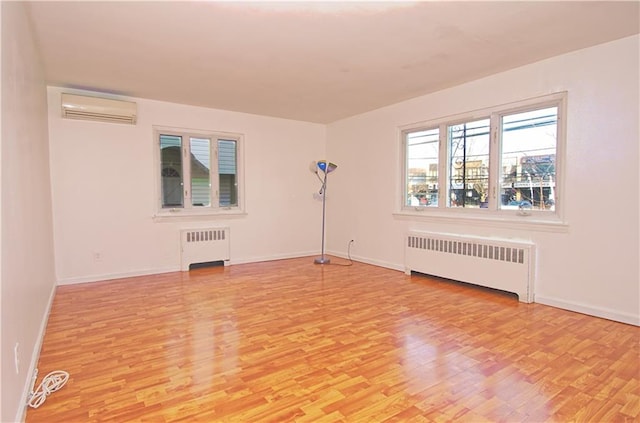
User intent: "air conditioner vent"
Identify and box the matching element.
[61,93,137,125]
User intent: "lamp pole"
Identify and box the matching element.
[315,171,330,264]
[313,160,336,264]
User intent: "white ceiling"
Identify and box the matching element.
[27,1,639,123]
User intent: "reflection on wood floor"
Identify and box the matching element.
[26,257,639,422]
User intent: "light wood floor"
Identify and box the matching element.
[26,257,639,422]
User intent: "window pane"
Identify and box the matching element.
[160,135,183,208]
[218,139,237,206]
[406,128,439,207]
[500,107,557,211]
[447,119,490,208]
[190,137,211,207]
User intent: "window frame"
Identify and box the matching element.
[153,125,245,220]
[398,92,567,229]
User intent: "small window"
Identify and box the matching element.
[218,139,238,207]
[156,127,243,216]
[160,135,184,208]
[189,137,211,207]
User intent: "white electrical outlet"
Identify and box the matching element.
[14,342,19,374]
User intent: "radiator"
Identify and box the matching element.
[180,228,230,271]
[405,231,534,302]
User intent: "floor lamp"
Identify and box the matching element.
[313,160,337,264]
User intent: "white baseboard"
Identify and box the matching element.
[57,266,180,285]
[56,253,320,285]
[230,251,317,265]
[326,250,405,272]
[15,282,57,423]
[535,295,640,326]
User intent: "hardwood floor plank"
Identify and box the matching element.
[25,257,639,422]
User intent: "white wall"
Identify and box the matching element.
[48,87,326,284]
[326,35,640,325]
[1,2,58,421]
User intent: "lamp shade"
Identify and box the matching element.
[317,160,337,174]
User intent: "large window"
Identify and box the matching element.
[156,127,242,215]
[402,93,565,218]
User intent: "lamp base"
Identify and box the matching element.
[314,257,331,265]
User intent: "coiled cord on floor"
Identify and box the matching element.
[28,370,69,409]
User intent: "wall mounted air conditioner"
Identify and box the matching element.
[61,93,137,124]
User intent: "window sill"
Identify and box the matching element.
[392,209,568,233]
[153,208,247,222]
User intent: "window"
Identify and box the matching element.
[406,128,439,207]
[500,107,557,211]
[155,127,243,216]
[447,118,490,208]
[402,93,565,219]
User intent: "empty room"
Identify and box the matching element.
[2,1,639,422]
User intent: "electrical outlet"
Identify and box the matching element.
[94,252,102,261]
[350,239,355,245]
[14,342,19,374]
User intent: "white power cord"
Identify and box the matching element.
[28,370,69,409]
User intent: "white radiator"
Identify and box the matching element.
[180,228,230,271]
[405,231,534,302]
